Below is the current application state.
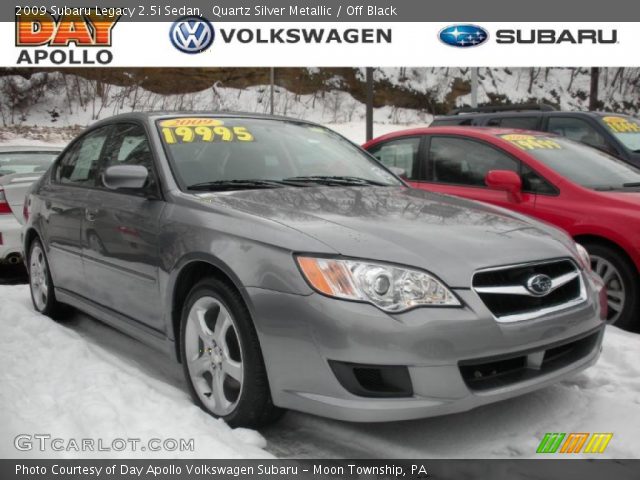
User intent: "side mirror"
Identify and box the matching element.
[389,166,408,180]
[102,165,148,190]
[485,170,522,203]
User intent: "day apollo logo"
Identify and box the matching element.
[15,11,119,65]
[170,16,214,54]
[439,24,489,48]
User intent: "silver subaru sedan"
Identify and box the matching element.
[23,112,606,427]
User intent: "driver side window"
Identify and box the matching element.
[427,136,557,195]
[100,123,158,194]
[429,136,518,186]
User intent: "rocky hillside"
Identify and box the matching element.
[0,67,639,131]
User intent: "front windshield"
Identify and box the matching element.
[499,133,640,190]
[599,115,640,152]
[0,152,58,176]
[157,117,401,190]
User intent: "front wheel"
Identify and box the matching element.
[584,242,639,330]
[179,277,284,428]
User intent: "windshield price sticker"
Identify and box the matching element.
[501,134,563,151]
[603,116,640,134]
[159,118,254,144]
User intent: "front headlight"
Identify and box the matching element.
[575,243,591,271]
[296,256,461,313]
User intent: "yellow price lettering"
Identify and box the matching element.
[213,126,233,141]
[161,125,255,144]
[233,126,254,142]
[514,139,561,150]
[161,127,177,144]
[175,126,195,143]
[194,126,214,142]
[615,123,640,133]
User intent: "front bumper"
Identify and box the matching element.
[245,278,604,422]
[0,215,22,261]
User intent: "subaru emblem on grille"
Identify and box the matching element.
[526,274,553,296]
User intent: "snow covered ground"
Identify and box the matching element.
[0,284,271,459]
[1,281,639,459]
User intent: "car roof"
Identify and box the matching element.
[365,126,553,145]
[90,110,324,129]
[0,145,62,153]
[434,110,634,121]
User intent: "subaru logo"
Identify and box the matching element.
[439,24,489,48]
[170,16,214,54]
[526,274,553,296]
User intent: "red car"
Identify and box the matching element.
[363,127,640,330]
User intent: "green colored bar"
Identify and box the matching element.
[536,433,566,453]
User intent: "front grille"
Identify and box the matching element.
[472,259,586,322]
[459,330,601,391]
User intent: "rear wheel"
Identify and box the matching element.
[179,277,284,427]
[28,239,69,320]
[584,242,639,330]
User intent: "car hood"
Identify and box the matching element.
[595,189,640,207]
[197,186,577,287]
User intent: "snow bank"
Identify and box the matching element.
[0,285,272,459]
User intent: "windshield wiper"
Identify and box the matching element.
[187,179,288,191]
[623,182,640,188]
[282,175,388,186]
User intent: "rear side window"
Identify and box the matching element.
[367,137,421,180]
[547,117,608,150]
[487,116,539,130]
[429,136,518,186]
[56,127,110,186]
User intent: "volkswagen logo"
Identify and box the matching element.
[526,274,553,296]
[170,16,214,54]
[439,24,489,48]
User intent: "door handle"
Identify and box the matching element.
[85,208,98,222]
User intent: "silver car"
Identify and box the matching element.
[24,113,606,427]
[0,146,61,264]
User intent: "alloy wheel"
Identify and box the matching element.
[591,254,625,325]
[29,244,48,311]
[184,296,244,416]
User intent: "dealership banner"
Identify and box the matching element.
[1,0,640,66]
[3,459,640,479]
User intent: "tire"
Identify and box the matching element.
[583,241,639,331]
[28,238,70,320]
[179,277,284,428]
